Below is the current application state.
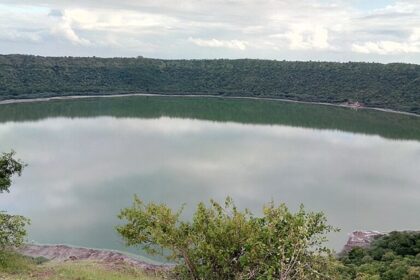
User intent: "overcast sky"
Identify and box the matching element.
[0,0,419,63]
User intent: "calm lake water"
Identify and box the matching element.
[1,96,420,261]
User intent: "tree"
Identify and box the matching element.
[0,151,29,250]
[117,196,339,279]
[0,151,25,193]
[0,213,29,249]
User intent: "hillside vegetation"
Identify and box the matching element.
[0,55,419,114]
[339,231,420,279]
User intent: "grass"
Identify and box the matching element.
[0,251,164,280]
[0,251,36,275]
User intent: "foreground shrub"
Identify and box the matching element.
[0,151,30,250]
[0,151,25,193]
[0,212,30,250]
[117,196,338,279]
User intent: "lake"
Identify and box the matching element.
[1,96,419,261]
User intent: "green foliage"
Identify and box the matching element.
[339,232,420,280]
[0,213,30,249]
[42,261,162,280]
[0,151,25,193]
[370,231,420,258]
[117,196,338,279]
[0,257,160,280]
[0,151,29,250]
[0,55,419,114]
[0,250,34,274]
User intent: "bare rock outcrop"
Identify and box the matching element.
[17,244,169,272]
[341,230,384,253]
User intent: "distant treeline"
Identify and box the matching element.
[0,54,419,114]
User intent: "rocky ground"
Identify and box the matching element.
[341,230,384,253]
[17,244,170,273]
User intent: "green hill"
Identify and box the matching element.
[0,55,419,114]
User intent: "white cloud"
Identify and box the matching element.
[0,30,42,43]
[270,25,332,50]
[188,37,248,50]
[51,19,91,46]
[352,25,420,55]
[48,8,179,46]
[352,41,420,55]
[346,0,420,55]
[63,8,178,33]
[0,0,419,62]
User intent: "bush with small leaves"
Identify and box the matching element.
[117,196,339,280]
[0,151,30,252]
[0,151,25,193]
[0,212,30,250]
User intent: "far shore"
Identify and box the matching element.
[16,230,384,268]
[0,92,419,118]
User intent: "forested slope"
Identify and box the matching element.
[0,55,419,113]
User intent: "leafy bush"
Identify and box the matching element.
[0,151,30,250]
[117,196,338,279]
[0,212,30,249]
[0,151,25,193]
[339,232,420,280]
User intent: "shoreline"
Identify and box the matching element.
[16,231,385,268]
[0,92,419,118]
[18,243,170,271]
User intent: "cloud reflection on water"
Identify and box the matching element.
[0,116,419,255]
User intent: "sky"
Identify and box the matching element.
[0,0,419,63]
